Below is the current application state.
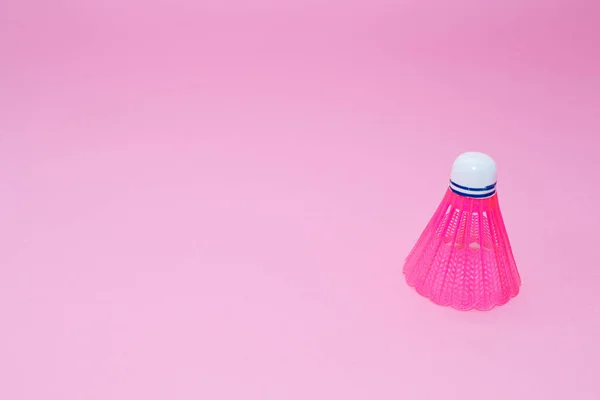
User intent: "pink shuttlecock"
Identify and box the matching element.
[403,152,521,311]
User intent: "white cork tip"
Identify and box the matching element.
[449,152,497,198]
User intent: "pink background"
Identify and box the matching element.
[1,1,599,399]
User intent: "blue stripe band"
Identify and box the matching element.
[449,180,496,192]
[449,186,496,198]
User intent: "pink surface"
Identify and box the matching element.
[1,1,599,399]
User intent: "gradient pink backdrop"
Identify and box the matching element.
[1,1,599,399]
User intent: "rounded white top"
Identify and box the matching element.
[449,152,497,198]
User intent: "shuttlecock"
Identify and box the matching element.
[403,152,521,311]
